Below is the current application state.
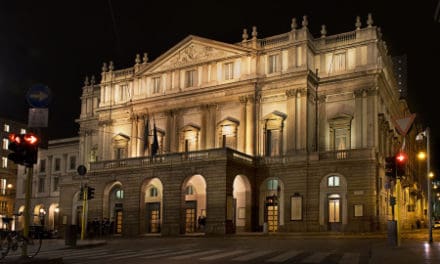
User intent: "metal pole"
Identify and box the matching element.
[22,166,33,257]
[81,187,88,240]
[427,127,433,243]
[396,178,401,247]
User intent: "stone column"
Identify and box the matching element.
[239,96,248,153]
[354,89,364,149]
[367,88,378,148]
[285,89,296,153]
[137,115,145,156]
[131,115,138,157]
[318,95,327,152]
[296,89,307,151]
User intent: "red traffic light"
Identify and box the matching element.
[395,152,408,164]
[23,133,39,145]
[8,133,21,144]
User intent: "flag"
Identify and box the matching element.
[144,116,150,152]
[152,123,159,156]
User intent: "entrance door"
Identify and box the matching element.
[185,201,197,233]
[146,202,161,233]
[328,194,341,231]
[265,196,278,232]
[115,203,123,234]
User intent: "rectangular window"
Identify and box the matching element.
[40,160,46,173]
[290,195,302,220]
[54,158,61,171]
[0,201,7,214]
[3,124,9,132]
[22,179,26,194]
[20,128,26,134]
[333,52,346,72]
[0,179,6,195]
[354,204,363,217]
[69,156,76,170]
[185,69,196,88]
[38,177,45,193]
[2,138,8,150]
[152,77,161,94]
[268,54,280,74]
[224,62,234,80]
[53,176,59,191]
[1,157,7,168]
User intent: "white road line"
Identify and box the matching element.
[112,248,174,260]
[169,249,223,260]
[266,250,302,262]
[87,250,138,260]
[232,250,274,261]
[199,249,249,261]
[339,252,360,264]
[301,252,331,263]
[141,249,198,259]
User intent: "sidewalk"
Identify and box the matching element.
[0,239,107,264]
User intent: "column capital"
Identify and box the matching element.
[285,89,297,98]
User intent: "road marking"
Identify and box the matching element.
[141,249,198,259]
[199,249,249,261]
[169,249,223,260]
[112,248,173,260]
[86,250,138,259]
[232,249,274,261]
[266,250,302,262]
[339,252,360,264]
[301,252,331,263]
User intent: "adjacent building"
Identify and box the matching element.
[15,137,79,233]
[16,14,427,236]
[0,117,27,229]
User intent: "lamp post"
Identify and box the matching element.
[417,127,433,244]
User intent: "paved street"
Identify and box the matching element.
[2,229,440,264]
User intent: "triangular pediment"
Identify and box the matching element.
[140,35,254,74]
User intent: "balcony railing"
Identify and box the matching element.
[90,148,375,171]
[90,148,254,171]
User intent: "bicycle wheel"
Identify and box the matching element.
[20,234,42,258]
[0,235,10,260]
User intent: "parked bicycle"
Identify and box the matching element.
[0,228,42,260]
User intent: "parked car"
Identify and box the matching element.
[434,219,440,229]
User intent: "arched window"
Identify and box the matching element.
[328,176,340,187]
[186,185,195,195]
[115,189,124,199]
[149,187,158,197]
[267,179,279,191]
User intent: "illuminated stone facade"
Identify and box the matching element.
[59,15,425,236]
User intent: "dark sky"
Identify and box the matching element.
[1,1,439,173]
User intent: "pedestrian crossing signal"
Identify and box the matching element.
[87,187,95,200]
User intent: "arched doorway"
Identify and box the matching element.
[260,178,284,232]
[233,175,251,232]
[48,203,60,232]
[319,174,348,231]
[182,175,206,233]
[103,181,124,235]
[141,178,163,234]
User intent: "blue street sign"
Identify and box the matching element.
[26,84,52,108]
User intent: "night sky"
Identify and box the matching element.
[1,1,439,173]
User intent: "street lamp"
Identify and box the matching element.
[416,127,433,244]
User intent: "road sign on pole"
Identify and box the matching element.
[28,108,49,127]
[26,84,52,108]
[392,114,416,136]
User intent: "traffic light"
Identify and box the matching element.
[395,151,408,177]
[87,187,95,200]
[385,156,396,178]
[7,132,40,167]
[7,133,25,165]
[22,133,39,166]
[79,187,84,201]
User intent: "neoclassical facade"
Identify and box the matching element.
[56,14,426,236]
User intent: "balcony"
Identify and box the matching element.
[90,148,254,172]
